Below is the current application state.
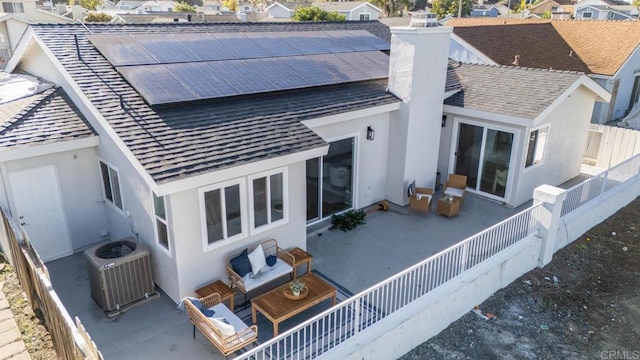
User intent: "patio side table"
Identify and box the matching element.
[436,197,461,219]
[287,247,313,278]
[195,280,235,312]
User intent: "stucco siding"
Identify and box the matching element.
[612,46,640,120]
[268,5,292,18]
[0,147,107,251]
[169,161,307,303]
[308,112,390,209]
[350,5,379,20]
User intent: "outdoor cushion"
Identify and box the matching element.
[210,317,236,337]
[230,249,252,278]
[266,254,277,267]
[247,244,267,275]
[210,303,248,333]
[243,258,293,292]
[444,187,464,198]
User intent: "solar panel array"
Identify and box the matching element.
[89,31,390,105]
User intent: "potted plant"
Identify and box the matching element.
[289,280,306,297]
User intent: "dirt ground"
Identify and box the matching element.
[401,197,640,360]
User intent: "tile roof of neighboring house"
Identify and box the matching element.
[448,19,640,76]
[445,62,583,119]
[0,88,96,150]
[29,22,397,184]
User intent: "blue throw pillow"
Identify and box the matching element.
[230,248,252,277]
[266,254,277,267]
[190,298,215,317]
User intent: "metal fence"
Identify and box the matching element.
[0,208,102,360]
[234,203,543,360]
[562,153,640,217]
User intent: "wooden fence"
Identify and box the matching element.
[0,208,102,360]
[584,124,640,168]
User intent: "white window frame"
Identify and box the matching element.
[98,159,125,214]
[524,124,550,170]
[199,178,247,252]
[608,11,615,19]
[359,12,371,20]
[152,192,171,257]
[582,11,593,19]
[248,167,289,234]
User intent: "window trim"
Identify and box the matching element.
[524,124,550,170]
[248,167,289,235]
[359,12,371,20]
[199,178,247,252]
[152,192,171,257]
[98,159,125,215]
[581,11,593,19]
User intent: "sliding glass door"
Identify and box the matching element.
[306,137,354,222]
[454,122,514,198]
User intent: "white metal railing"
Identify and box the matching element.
[234,203,543,360]
[561,153,640,217]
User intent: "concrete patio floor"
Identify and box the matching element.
[45,192,531,359]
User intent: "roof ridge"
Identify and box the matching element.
[0,88,58,134]
[455,61,585,75]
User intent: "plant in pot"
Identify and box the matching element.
[330,209,366,232]
[289,280,306,297]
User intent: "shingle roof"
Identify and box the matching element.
[29,22,397,184]
[444,62,583,119]
[0,88,96,150]
[448,19,640,76]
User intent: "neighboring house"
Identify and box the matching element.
[447,19,640,124]
[0,20,607,305]
[266,1,381,20]
[138,0,176,12]
[470,4,499,17]
[440,63,609,206]
[525,0,573,19]
[575,4,638,20]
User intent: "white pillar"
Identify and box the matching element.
[533,184,567,267]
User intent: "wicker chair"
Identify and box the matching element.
[444,174,468,206]
[184,293,257,358]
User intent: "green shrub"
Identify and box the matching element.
[331,209,366,232]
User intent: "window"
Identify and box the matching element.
[99,161,123,210]
[359,13,371,20]
[2,2,24,13]
[525,126,549,168]
[582,11,592,19]
[200,179,246,248]
[608,11,615,19]
[249,168,287,232]
[153,193,170,252]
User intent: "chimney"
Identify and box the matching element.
[386,26,453,205]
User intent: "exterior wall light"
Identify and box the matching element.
[366,126,375,141]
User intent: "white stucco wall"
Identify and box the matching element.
[611,47,640,121]
[168,161,307,303]
[5,19,28,52]
[307,112,391,209]
[18,38,179,300]
[349,4,379,20]
[0,147,107,251]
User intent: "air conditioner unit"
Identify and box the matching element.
[84,237,155,314]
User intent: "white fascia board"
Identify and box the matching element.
[301,102,400,129]
[4,25,33,73]
[30,34,161,193]
[352,2,382,13]
[450,33,498,65]
[443,89,460,101]
[533,74,611,125]
[443,105,532,127]
[266,2,289,11]
[0,136,98,162]
[156,145,329,196]
[588,73,611,81]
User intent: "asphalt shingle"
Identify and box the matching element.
[445,62,583,119]
[29,22,398,184]
[0,88,96,150]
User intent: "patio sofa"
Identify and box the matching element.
[184,293,257,357]
[226,239,296,295]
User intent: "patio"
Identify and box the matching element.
[46,192,524,359]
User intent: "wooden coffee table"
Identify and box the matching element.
[251,273,336,336]
[437,196,461,218]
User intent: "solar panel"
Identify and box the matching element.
[345,30,390,51]
[277,56,336,86]
[213,33,273,59]
[243,33,302,57]
[208,60,278,94]
[335,52,388,79]
[173,33,238,61]
[244,58,310,89]
[118,65,196,105]
[132,34,200,64]
[89,34,158,66]
[166,62,240,98]
[277,33,332,55]
[361,51,391,69]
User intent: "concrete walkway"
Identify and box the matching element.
[0,282,30,360]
